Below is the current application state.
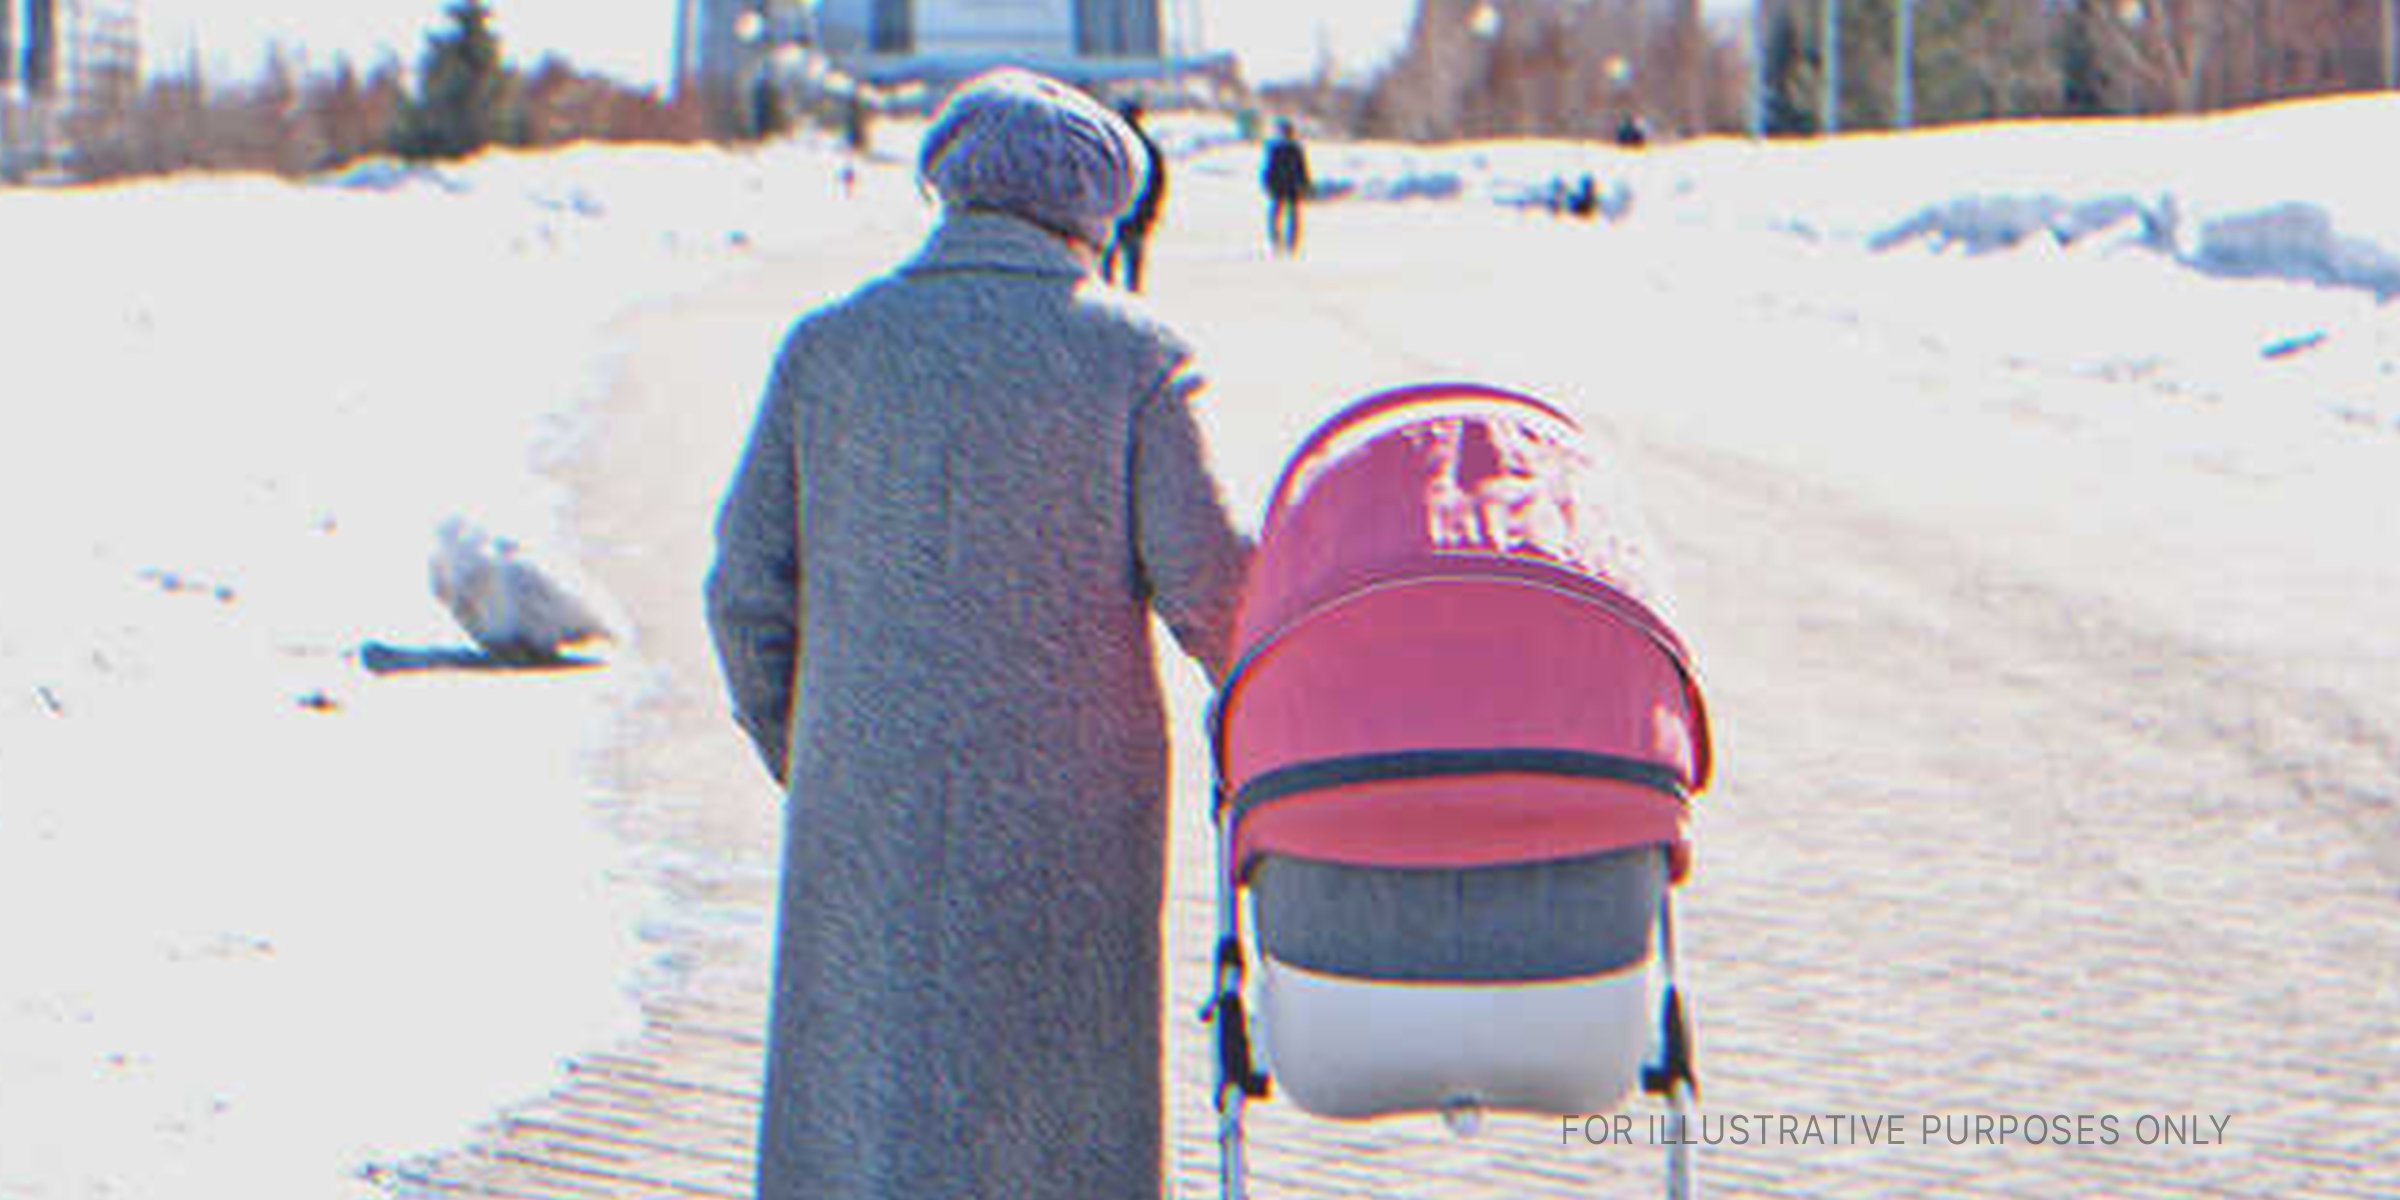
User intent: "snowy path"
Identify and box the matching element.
[1155,190,2400,1196]
[401,165,2396,1198]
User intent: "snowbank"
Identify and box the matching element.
[0,133,900,1200]
[1187,96,2400,303]
[1867,194,2161,255]
[2192,202,2400,298]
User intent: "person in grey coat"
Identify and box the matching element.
[705,69,1252,1200]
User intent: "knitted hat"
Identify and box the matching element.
[918,69,1148,248]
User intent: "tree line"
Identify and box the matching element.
[1307,0,2398,142]
[51,1,704,183]
[1760,0,2395,135]
[28,0,2398,181]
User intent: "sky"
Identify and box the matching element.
[133,0,1428,89]
[130,1,1761,90]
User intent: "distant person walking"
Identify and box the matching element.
[842,92,871,154]
[1567,173,1599,219]
[707,69,1250,1200]
[1105,99,1167,292]
[1261,117,1312,256]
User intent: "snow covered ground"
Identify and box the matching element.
[1182,96,2400,433]
[0,139,918,1199]
[3,94,2395,1198]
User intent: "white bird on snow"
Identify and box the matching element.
[430,517,613,664]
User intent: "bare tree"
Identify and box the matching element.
[1363,0,1745,140]
[512,53,703,147]
[2096,0,2219,111]
[1669,0,1708,135]
[1946,0,2058,120]
[308,56,399,170]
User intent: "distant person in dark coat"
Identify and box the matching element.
[1567,173,1599,219]
[1262,117,1312,256]
[708,68,1251,1200]
[1105,99,1167,292]
[842,92,871,153]
[1615,112,1651,149]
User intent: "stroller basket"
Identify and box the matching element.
[1205,383,1712,1198]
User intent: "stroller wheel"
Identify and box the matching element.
[1643,984,1698,1099]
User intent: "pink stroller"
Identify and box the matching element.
[1204,384,1714,1198]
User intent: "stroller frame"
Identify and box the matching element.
[1201,776,1702,1200]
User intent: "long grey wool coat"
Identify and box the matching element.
[707,211,1252,1200]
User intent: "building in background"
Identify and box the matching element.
[0,0,70,105]
[675,0,1226,128]
[814,0,1157,64]
[3,0,137,179]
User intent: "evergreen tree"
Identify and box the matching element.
[1763,4,1818,136]
[392,0,511,160]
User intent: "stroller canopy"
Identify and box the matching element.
[1216,383,1712,881]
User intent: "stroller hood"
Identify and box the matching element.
[1215,383,1712,879]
